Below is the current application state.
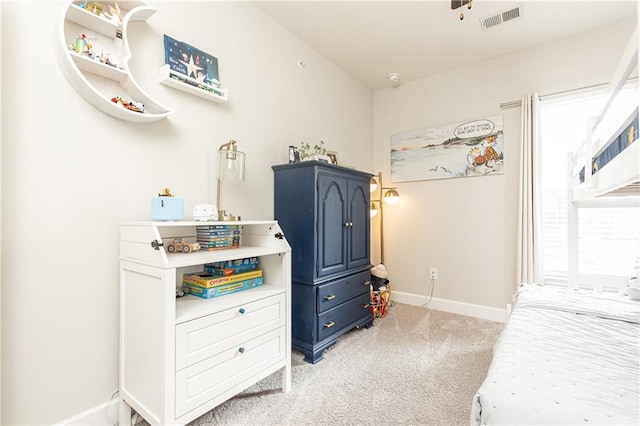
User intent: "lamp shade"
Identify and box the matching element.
[383,189,400,205]
[370,202,379,217]
[218,141,246,182]
[370,177,378,193]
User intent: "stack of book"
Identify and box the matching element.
[196,224,240,250]
[183,268,263,299]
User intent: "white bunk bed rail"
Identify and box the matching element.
[570,26,639,203]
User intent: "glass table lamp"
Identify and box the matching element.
[216,140,246,221]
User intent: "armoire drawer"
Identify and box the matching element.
[316,292,372,341]
[175,293,285,370]
[175,327,285,418]
[316,269,370,313]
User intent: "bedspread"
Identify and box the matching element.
[471,284,640,425]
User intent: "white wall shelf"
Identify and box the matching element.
[159,64,229,103]
[58,1,173,123]
[69,51,129,82]
[65,2,120,37]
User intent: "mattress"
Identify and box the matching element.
[471,284,640,425]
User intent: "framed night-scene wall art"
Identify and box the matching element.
[163,34,220,90]
[390,115,504,183]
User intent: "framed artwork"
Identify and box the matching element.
[327,151,339,165]
[163,35,219,88]
[390,115,504,183]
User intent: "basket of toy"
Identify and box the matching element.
[370,264,391,318]
[371,284,391,318]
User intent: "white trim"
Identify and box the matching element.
[391,291,509,323]
[55,399,119,426]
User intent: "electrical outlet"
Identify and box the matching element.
[430,267,438,280]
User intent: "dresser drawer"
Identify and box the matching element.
[317,292,372,341]
[316,270,370,313]
[175,327,285,418]
[175,293,285,370]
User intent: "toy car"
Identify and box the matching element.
[166,238,201,253]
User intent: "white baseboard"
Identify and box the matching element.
[391,290,509,323]
[55,399,119,426]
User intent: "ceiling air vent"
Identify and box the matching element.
[480,4,522,30]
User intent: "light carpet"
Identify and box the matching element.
[173,302,504,425]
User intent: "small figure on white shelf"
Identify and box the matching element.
[70,34,92,57]
[88,2,103,16]
[111,96,144,113]
[104,3,122,25]
[94,51,115,67]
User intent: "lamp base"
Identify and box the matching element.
[218,210,241,221]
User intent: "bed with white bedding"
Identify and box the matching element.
[471,283,640,425]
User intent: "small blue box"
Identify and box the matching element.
[151,197,184,221]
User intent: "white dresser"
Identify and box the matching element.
[119,221,291,425]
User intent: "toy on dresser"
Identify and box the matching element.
[151,188,184,221]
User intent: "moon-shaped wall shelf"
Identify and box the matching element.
[58,0,173,123]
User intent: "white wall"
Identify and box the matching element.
[0,2,372,424]
[372,19,637,313]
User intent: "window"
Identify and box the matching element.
[539,84,639,291]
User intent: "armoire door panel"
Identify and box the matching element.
[317,175,347,277]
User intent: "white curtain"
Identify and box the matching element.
[516,92,544,284]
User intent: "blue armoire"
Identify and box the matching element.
[273,161,374,363]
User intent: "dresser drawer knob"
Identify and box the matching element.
[324,294,336,301]
[323,321,336,329]
[238,347,245,353]
[239,308,246,314]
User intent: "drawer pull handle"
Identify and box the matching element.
[324,294,336,301]
[238,347,245,353]
[239,308,246,314]
[323,321,336,329]
[363,280,372,286]
[361,303,370,309]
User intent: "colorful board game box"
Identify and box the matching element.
[182,269,262,288]
[184,277,264,299]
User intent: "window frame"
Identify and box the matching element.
[539,83,639,291]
